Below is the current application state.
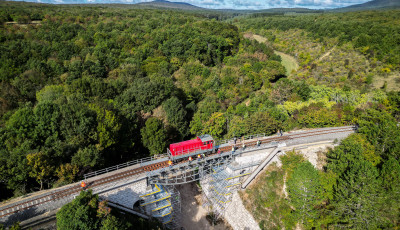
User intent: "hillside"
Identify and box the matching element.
[235,10,400,228]
[0,1,287,202]
[136,0,204,10]
[1,2,400,229]
[335,0,400,11]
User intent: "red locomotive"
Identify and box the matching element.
[168,135,214,160]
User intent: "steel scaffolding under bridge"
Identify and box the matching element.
[147,142,280,185]
[148,150,234,185]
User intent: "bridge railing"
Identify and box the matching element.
[85,126,355,180]
[215,133,270,146]
[84,153,168,180]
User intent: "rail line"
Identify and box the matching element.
[0,126,355,219]
[0,161,169,219]
[219,126,354,152]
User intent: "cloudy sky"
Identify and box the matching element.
[16,0,371,9]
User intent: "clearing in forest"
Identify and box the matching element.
[273,50,299,76]
[248,34,299,76]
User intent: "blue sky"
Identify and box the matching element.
[15,0,371,9]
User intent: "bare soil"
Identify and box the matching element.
[372,73,400,91]
[176,182,231,230]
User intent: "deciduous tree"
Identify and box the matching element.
[202,112,226,139]
[57,190,101,230]
[89,104,121,150]
[26,152,54,190]
[141,117,167,155]
[162,97,188,138]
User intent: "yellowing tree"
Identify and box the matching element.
[56,163,79,184]
[202,112,226,139]
[27,152,54,190]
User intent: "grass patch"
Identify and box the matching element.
[274,50,299,76]
[245,33,299,76]
[372,73,400,91]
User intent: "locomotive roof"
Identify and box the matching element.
[198,134,214,142]
[169,135,214,148]
[170,138,201,147]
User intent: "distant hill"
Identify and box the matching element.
[135,1,320,13]
[136,0,204,10]
[215,7,323,16]
[255,8,322,13]
[334,0,400,11]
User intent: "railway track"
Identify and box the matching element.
[0,126,355,219]
[219,126,354,152]
[0,161,169,219]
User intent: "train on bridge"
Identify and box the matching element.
[167,134,263,163]
[167,125,358,164]
[168,134,215,161]
[169,135,214,158]
[0,126,356,223]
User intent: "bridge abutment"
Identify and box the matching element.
[97,177,147,210]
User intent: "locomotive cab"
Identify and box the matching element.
[168,134,214,161]
[198,134,214,150]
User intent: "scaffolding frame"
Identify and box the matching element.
[144,143,279,228]
[148,151,236,185]
[201,160,261,220]
[148,142,279,186]
[140,184,181,229]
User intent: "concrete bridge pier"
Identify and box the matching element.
[97,177,148,212]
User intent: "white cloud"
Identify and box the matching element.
[10,0,372,9]
[200,0,223,5]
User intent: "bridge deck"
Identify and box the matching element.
[0,126,356,227]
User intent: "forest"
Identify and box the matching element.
[0,1,282,198]
[0,1,399,229]
[239,10,400,67]
[236,10,400,230]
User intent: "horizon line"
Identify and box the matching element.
[5,0,344,11]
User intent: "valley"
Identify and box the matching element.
[0,1,399,229]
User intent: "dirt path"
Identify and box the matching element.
[247,34,299,76]
[176,182,230,230]
[250,34,267,43]
[318,45,336,61]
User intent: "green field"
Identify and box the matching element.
[249,34,299,76]
[274,50,299,76]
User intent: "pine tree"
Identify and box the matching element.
[287,161,322,228]
[333,160,381,229]
[380,158,400,227]
[358,109,400,160]
[326,133,379,175]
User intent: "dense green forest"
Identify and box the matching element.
[242,114,400,229]
[236,11,400,230]
[0,2,400,229]
[0,1,284,198]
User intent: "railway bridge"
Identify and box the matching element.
[0,126,356,229]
